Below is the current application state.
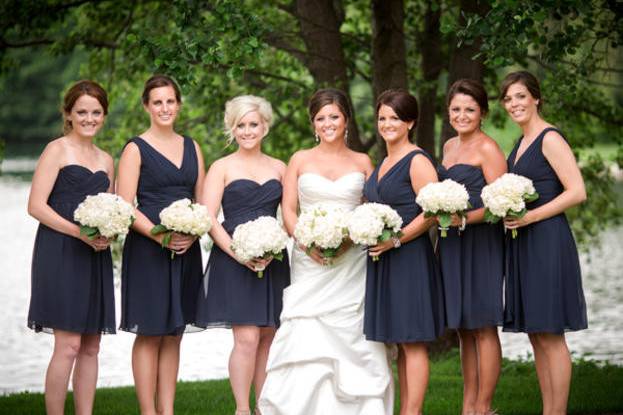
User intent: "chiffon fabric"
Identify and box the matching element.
[259,172,393,415]
[120,136,203,336]
[195,179,290,328]
[28,165,116,334]
[437,164,504,330]
[363,150,445,342]
[504,127,588,333]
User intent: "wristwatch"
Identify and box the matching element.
[391,236,401,248]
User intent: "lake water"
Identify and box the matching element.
[1,158,621,395]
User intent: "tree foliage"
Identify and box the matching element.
[1,0,621,247]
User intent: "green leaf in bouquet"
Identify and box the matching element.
[272,252,284,262]
[323,247,338,258]
[484,209,501,224]
[80,225,100,240]
[506,208,527,219]
[524,191,539,203]
[150,224,168,235]
[438,213,452,229]
[162,232,173,249]
[423,211,437,218]
[379,228,392,242]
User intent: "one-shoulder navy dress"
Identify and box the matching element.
[363,150,445,342]
[504,127,587,333]
[195,179,290,328]
[28,165,116,334]
[120,136,203,336]
[437,164,504,330]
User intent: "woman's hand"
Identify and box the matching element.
[244,256,273,272]
[435,213,463,227]
[368,238,395,258]
[79,234,111,251]
[166,232,197,255]
[503,210,536,230]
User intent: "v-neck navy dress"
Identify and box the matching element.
[28,165,116,334]
[120,136,203,336]
[363,149,445,342]
[504,127,587,333]
[437,164,504,330]
[195,179,290,328]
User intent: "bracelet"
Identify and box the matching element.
[459,216,467,232]
[391,236,401,248]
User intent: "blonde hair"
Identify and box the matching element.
[223,95,274,145]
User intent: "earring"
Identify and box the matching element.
[344,129,349,142]
[315,132,319,143]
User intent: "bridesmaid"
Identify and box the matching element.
[117,75,205,415]
[501,71,587,415]
[27,80,115,415]
[364,89,445,415]
[195,95,290,415]
[437,79,507,415]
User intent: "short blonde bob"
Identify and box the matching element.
[224,95,274,145]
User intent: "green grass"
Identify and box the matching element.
[2,351,622,414]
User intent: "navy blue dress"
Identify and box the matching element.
[437,164,504,330]
[363,150,445,342]
[28,165,116,334]
[504,127,588,333]
[120,136,203,336]
[195,179,290,328]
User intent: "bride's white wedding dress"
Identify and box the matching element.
[258,172,394,415]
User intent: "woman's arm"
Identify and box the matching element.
[505,130,586,229]
[192,139,206,202]
[281,151,303,236]
[28,141,108,250]
[368,153,438,257]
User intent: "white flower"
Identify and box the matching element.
[481,173,538,219]
[294,203,349,253]
[158,198,212,237]
[231,216,289,263]
[347,203,402,246]
[415,179,470,214]
[74,192,135,238]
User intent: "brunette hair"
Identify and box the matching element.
[308,88,352,123]
[376,89,419,139]
[62,80,109,134]
[499,70,542,111]
[141,74,182,105]
[447,79,489,115]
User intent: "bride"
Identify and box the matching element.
[258,89,394,415]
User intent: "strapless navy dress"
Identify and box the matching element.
[363,150,445,342]
[437,164,504,330]
[504,127,587,333]
[28,165,116,334]
[195,179,290,328]
[120,136,203,336]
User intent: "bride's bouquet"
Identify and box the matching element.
[347,203,403,261]
[231,216,289,278]
[416,179,471,237]
[73,192,135,239]
[481,173,539,238]
[150,198,212,257]
[294,203,349,264]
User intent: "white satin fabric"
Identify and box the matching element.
[258,172,394,415]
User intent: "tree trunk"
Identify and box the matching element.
[370,0,409,159]
[415,1,442,159]
[439,0,490,154]
[295,0,365,151]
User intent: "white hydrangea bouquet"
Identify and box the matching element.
[231,216,289,278]
[293,202,349,264]
[481,173,539,238]
[347,203,403,261]
[74,192,135,239]
[415,179,471,237]
[150,198,212,257]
